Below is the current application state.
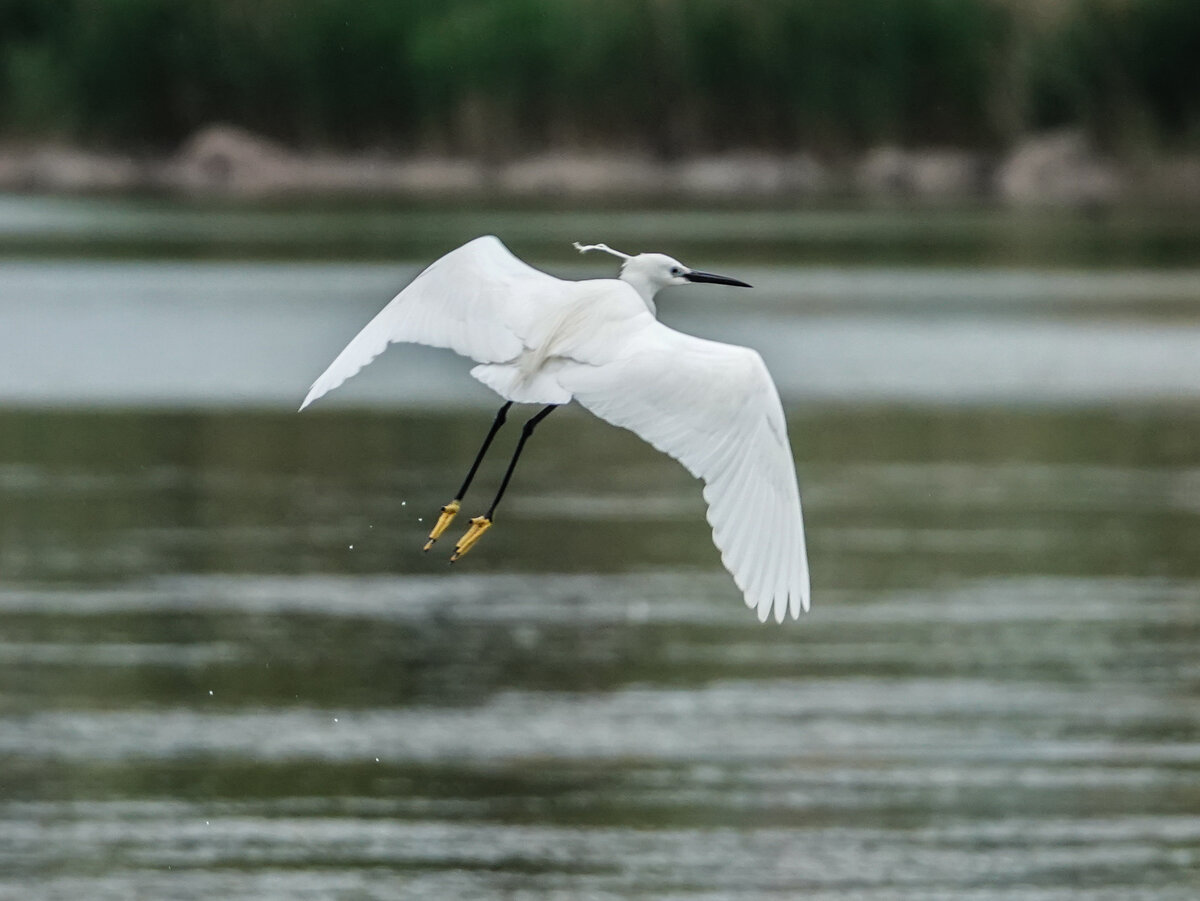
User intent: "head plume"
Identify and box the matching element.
[572,242,632,261]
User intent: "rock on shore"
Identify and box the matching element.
[996,130,1120,206]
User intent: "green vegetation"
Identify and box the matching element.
[0,0,1196,154]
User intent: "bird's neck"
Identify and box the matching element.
[618,271,659,316]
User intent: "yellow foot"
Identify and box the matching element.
[422,500,461,551]
[450,516,492,562]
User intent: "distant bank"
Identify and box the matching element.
[2,124,1199,207]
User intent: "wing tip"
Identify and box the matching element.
[300,370,345,412]
[298,386,320,412]
[752,588,811,624]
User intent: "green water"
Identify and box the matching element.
[3,194,1200,267]
[0,196,1198,899]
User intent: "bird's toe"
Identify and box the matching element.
[423,499,461,551]
[450,516,493,562]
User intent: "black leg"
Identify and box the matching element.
[423,401,512,551]
[485,404,557,519]
[449,404,558,561]
[455,401,512,500]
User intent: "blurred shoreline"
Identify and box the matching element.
[4,124,1200,208]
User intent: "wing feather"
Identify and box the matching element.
[300,235,563,410]
[560,322,810,619]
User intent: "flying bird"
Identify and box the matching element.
[300,236,809,621]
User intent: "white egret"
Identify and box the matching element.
[300,236,809,621]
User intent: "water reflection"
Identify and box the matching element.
[3,193,1200,268]
[1,196,1199,897]
[4,260,1200,407]
[1,407,1198,898]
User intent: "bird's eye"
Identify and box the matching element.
[670,267,682,277]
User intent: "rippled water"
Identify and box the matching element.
[1,197,1199,899]
[2,406,1198,899]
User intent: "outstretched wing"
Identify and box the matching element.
[300,235,563,410]
[560,322,809,622]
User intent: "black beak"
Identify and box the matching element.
[683,269,753,288]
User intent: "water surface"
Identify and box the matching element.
[0,196,1198,899]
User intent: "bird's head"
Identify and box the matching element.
[574,242,751,308]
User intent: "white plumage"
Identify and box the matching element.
[301,235,810,621]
